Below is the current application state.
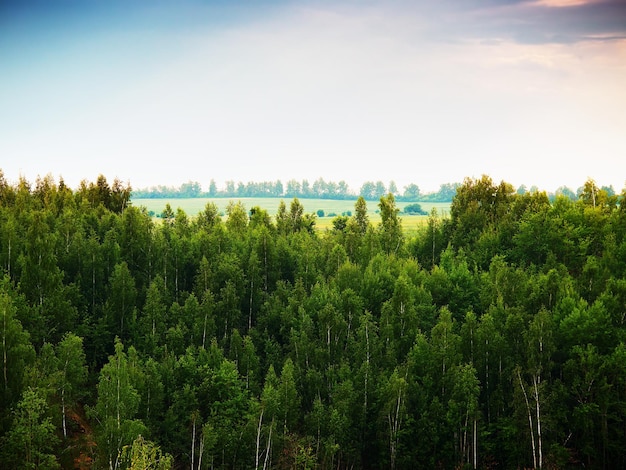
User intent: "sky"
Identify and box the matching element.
[1,0,625,194]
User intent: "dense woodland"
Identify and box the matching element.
[1,171,626,469]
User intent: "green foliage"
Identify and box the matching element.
[1,386,60,469]
[378,193,403,255]
[0,285,35,420]
[1,171,626,469]
[119,435,173,469]
[90,338,146,469]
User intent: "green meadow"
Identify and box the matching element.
[132,197,451,232]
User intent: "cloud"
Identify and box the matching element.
[0,1,624,192]
[458,0,626,44]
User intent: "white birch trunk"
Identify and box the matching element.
[3,306,7,390]
[249,278,253,331]
[263,418,273,470]
[517,369,537,469]
[473,417,477,469]
[255,409,264,470]
[197,432,204,470]
[191,414,196,470]
[533,375,543,469]
[62,387,67,439]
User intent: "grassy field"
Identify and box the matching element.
[132,197,451,233]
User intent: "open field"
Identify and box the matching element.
[132,197,451,232]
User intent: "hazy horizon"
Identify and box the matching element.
[2,0,625,194]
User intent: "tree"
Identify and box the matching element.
[90,338,146,470]
[402,183,421,201]
[1,386,60,469]
[196,202,221,231]
[354,196,369,235]
[249,207,273,230]
[0,286,35,416]
[451,176,503,239]
[208,179,218,197]
[56,332,87,439]
[431,308,461,399]
[18,210,77,343]
[226,201,248,235]
[579,178,616,211]
[448,364,480,469]
[275,201,289,235]
[289,198,306,233]
[554,186,576,201]
[359,182,376,200]
[139,276,167,354]
[378,193,403,255]
[375,181,387,199]
[411,208,445,268]
[106,262,137,344]
[279,358,300,435]
[119,435,173,470]
[380,367,407,470]
[388,181,398,196]
[118,205,153,293]
[0,209,18,278]
[519,308,555,470]
[110,178,132,214]
[257,365,281,469]
[285,180,301,197]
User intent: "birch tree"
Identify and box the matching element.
[91,338,146,470]
[56,332,87,439]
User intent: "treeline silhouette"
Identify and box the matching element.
[133,178,460,202]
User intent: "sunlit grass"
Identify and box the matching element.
[132,197,450,224]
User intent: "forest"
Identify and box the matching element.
[1,170,626,469]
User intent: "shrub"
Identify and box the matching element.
[403,203,427,215]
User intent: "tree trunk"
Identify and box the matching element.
[2,306,7,390]
[263,418,273,470]
[249,278,253,331]
[92,252,96,315]
[263,235,268,292]
[197,431,204,470]
[7,237,11,277]
[533,375,543,469]
[191,414,196,470]
[255,409,264,470]
[364,323,370,414]
[473,417,477,469]
[62,387,67,439]
[517,369,537,469]
[202,310,208,349]
[389,387,403,470]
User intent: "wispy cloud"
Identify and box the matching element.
[455,0,626,43]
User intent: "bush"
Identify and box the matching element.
[317,209,325,217]
[403,203,427,215]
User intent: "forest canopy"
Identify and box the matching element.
[1,170,625,469]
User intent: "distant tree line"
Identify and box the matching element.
[134,178,614,206]
[133,178,461,202]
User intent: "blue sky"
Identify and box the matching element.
[1,0,625,193]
